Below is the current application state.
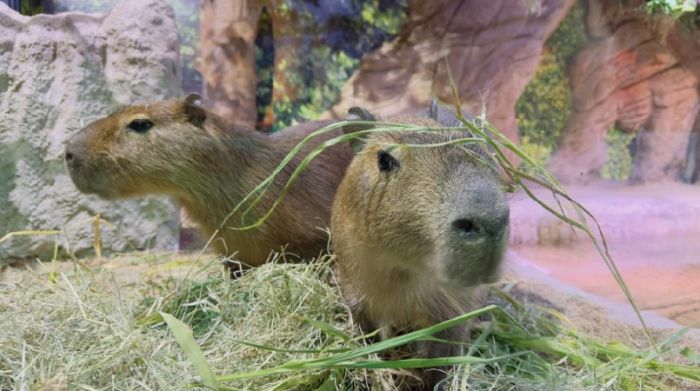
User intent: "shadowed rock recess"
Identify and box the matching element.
[0,0,181,262]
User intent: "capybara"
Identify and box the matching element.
[65,94,353,266]
[332,104,509,389]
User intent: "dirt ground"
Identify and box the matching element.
[508,182,700,328]
[504,251,700,357]
[512,241,700,327]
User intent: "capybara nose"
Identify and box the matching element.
[65,145,82,169]
[452,211,508,239]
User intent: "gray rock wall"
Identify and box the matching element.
[0,0,182,262]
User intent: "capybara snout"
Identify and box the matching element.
[440,165,509,286]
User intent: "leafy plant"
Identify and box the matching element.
[515,49,572,166]
[645,0,697,18]
[19,0,43,15]
[254,0,409,132]
[602,127,636,180]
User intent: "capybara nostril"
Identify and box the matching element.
[452,218,479,236]
[65,151,74,162]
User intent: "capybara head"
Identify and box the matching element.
[65,94,222,199]
[332,130,509,288]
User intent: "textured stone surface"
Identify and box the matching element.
[199,0,261,127]
[320,0,575,150]
[0,0,181,262]
[548,0,700,183]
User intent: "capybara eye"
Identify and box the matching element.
[452,218,479,236]
[377,150,398,172]
[127,119,154,134]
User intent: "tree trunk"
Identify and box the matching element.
[199,0,263,127]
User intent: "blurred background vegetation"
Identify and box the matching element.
[254,0,409,131]
[514,1,638,179]
[515,1,586,168]
[15,0,698,180]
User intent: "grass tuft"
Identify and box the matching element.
[1,254,698,390]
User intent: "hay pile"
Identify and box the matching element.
[1,253,698,390]
[0,254,369,390]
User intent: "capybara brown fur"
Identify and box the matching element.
[332,105,509,390]
[65,94,353,267]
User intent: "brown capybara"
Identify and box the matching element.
[332,104,509,390]
[65,94,353,267]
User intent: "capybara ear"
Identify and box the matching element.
[344,106,376,154]
[348,106,376,122]
[183,93,206,126]
[429,98,439,120]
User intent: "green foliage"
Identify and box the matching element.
[602,127,635,180]
[145,277,221,336]
[269,49,360,131]
[546,1,588,67]
[519,135,554,167]
[515,50,571,166]
[360,1,405,35]
[645,0,696,18]
[19,0,43,15]
[644,0,700,29]
[515,1,587,166]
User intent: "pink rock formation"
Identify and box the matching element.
[548,0,699,183]
[322,0,576,149]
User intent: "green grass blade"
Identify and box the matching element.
[269,371,331,390]
[294,305,498,366]
[325,352,529,369]
[160,312,218,390]
[302,317,355,342]
[0,229,61,242]
[217,305,498,382]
